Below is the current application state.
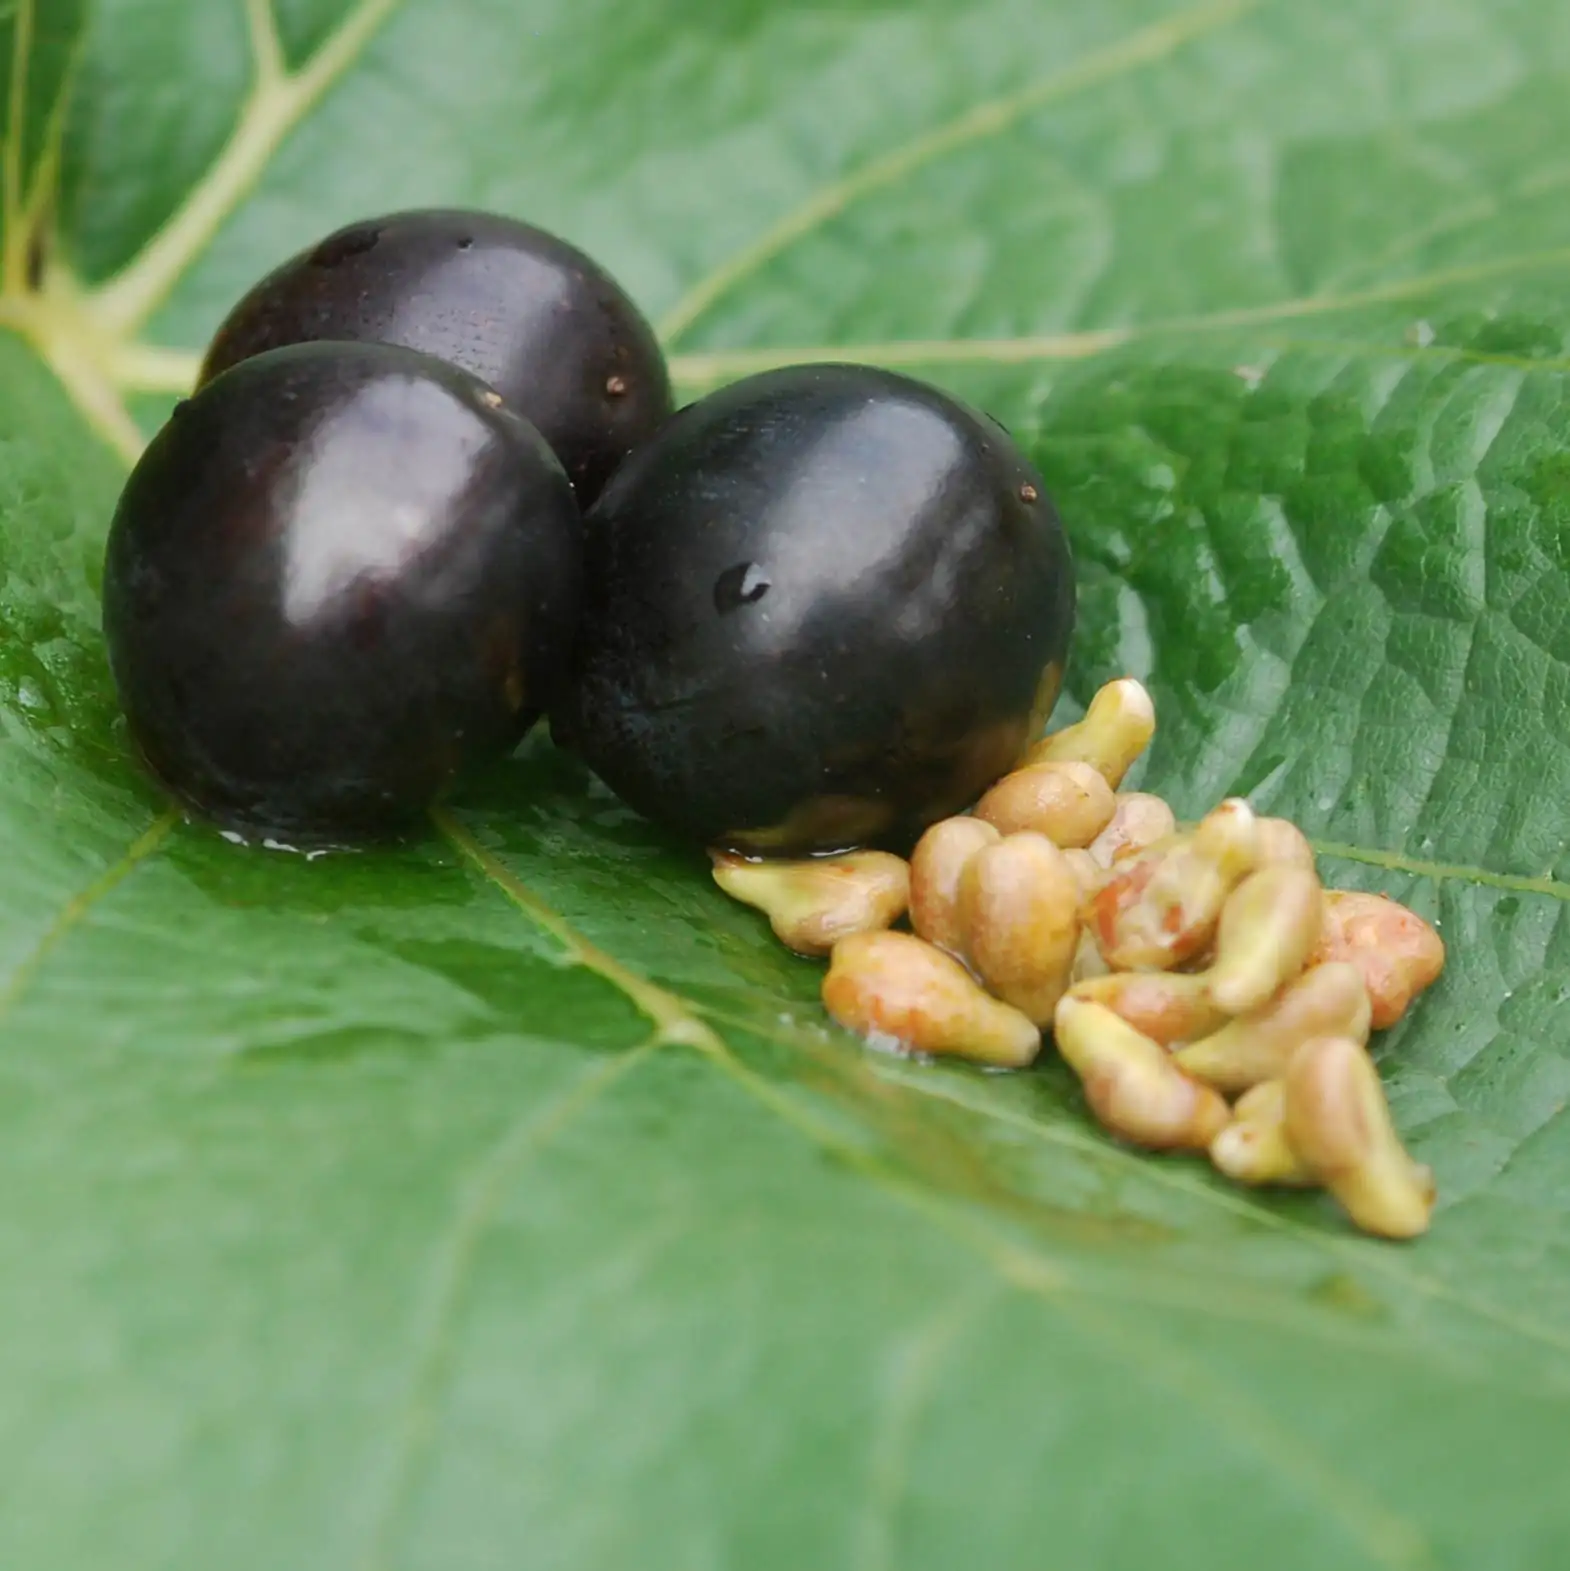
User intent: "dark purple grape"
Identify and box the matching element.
[555,363,1076,856]
[104,341,581,840]
[199,208,672,505]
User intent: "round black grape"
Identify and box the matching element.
[199,208,672,505]
[104,341,582,840]
[555,362,1076,856]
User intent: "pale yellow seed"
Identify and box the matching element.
[1255,816,1317,872]
[1024,678,1156,788]
[1069,970,1229,1047]
[1084,798,1260,971]
[1069,928,1110,985]
[712,849,908,957]
[1061,847,1103,900]
[1192,797,1261,873]
[908,816,1001,958]
[1282,1035,1435,1239]
[1087,791,1177,868]
[1205,864,1325,1015]
[1208,1080,1315,1187]
[974,760,1116,848]
[1053,996,1230,1152]
[958,833,1082,1025]
[1174,960,1371,1095]
[823,931,1041,1068]
[1308,890,1447,1031]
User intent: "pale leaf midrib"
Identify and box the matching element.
[0,0,407,459]
[434,821,1564,1381]
[85,0,407,337]
[97,265,1570,406]
[667,254,1570,385]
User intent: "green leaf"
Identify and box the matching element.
[0,0,86,279]
[4,0,1570,1565]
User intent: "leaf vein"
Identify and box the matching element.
[853,1288,993,1571]
[437,813,1570,1378]
[86,0,409,337]
[246,0,287,87]
[668,251,1570,387]
[1,0,33,286]
[435,806,721,1053]
[352,1037,660,1571]
[1066,1305,1436,1571]
[0,807,177,1025]
[656,0,1261,345]
[699,1001,1570,1362]
[1312,839,1570,903]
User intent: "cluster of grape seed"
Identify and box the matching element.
[712,679,1446,1240]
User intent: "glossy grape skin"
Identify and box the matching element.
[198,208,672,505]
[554,363,1076,857]
[103,341,582,840]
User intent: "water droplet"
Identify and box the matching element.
[861,1028,923,1061]
[714,562,772,613]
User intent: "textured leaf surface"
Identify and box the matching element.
[4,1,1570,1566]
